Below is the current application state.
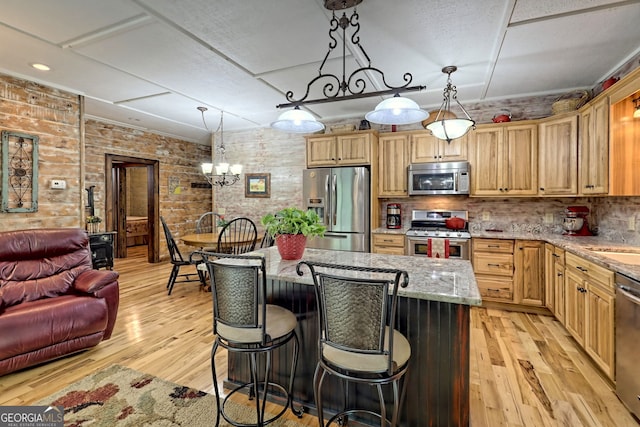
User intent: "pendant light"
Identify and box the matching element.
[426,66,475,143]
[270,107,325,134]
[198,107,242,187]
[272,0,426,133]
[633,96,640,118]
[365,93,429,125]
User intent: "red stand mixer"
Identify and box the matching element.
[562,206,593,236]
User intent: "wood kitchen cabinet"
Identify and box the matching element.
[371,233,405,255]
[468,123,538,196]
[565,252,615,380]
[544,243,565,323]
[514,240,544,307]
[608,67,640,195]
[306,130,375,167]
[378,133,409,197]
[578,96,609,195]
[410,131,468,163]
[538,113,578,196]
[472,238,515,302]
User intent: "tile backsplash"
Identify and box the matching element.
[379,195,640,246]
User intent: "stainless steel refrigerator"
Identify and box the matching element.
[303,167,370,252]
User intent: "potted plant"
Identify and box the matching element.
[261,207,326,260]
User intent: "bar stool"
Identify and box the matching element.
[296,261,411,427]
[199,251,304,426]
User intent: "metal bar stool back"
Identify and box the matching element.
[199,251,304,426]
[296,261,411,427]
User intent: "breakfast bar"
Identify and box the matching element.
[225,247,481,426]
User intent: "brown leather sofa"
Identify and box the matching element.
[0,228,119,375]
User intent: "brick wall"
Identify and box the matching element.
[0,73,212,260]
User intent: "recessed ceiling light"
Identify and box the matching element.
[30,63,51,71]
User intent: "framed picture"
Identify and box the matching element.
[245,173,270,198]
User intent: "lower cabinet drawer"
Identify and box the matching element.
[477,277,514,301]
[472,252,514,276]
[372,233,405,247]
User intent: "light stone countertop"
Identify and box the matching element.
[472,230,640,282]
[250,247,482,307]
[371,226,640,281]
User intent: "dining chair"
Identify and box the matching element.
[196,211,224,234]
[160,216,207,295]
[217,217,258,254]
[296,261,411,427]
[198,251,304,426]
[259,230,275,248]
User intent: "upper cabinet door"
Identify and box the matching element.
[579,98,609,195]
[468,123,537,196]
[503,125,538,196]
[538,113,578,196]
[469,127,503,195]
[306,136,337,166]
[336,133,371,165]
[410,132,440,162]
[410,131,468,163]
[378,133,409,197]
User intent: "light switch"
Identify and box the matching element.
[51,179,66,189]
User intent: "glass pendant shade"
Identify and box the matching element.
[201,163,213,174]
[426,118,475,141]
[271,107,325,133]
[634,108,640,118]
[365,95,429,125]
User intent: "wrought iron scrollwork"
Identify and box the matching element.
[1,131,39,212]
[277,6,424,109]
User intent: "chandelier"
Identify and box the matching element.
[198,107,242,187]
[426,66,476,143]
[271,0,427,133]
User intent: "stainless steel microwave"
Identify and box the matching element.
[408,161,470,195]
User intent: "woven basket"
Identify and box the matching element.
[551,90,590,115]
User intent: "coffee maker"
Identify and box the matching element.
[386,203,402,229]
[562,206,593,236]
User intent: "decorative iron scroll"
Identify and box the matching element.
[1,131,39,212]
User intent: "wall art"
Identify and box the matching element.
[1,130,39,212]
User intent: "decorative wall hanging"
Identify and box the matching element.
[245,173,270,198]
[1,130,39,212]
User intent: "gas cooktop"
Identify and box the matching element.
[406,210,471,239]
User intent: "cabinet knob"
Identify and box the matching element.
[540,187,545,191]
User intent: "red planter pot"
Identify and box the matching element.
[275,234,307,260]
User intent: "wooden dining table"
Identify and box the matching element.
[181,231,256,249]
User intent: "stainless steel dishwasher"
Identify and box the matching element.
[615,273,640,420]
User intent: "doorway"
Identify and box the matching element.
[105,154,160,263]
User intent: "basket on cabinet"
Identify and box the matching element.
[551,90,590,115]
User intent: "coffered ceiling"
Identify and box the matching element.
[1,0,639,144]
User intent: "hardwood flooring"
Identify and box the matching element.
[0,245,637,426]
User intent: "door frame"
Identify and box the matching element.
[105,154,160,263]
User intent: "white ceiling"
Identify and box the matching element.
[1,0,639,145]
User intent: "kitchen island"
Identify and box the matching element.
[225,247,481,427]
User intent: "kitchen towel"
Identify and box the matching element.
[427,238,450,258]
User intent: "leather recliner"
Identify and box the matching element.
[0,228,120,375]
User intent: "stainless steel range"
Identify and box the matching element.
[406,210,470,259]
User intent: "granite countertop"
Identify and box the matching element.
[371,226,640,281]
[252,247,482,307]
[472,230,640,281]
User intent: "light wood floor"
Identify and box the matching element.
[0,245,637,426]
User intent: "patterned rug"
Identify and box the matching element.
[35,364,305,426]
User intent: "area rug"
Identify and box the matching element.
[35,364,305,426]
